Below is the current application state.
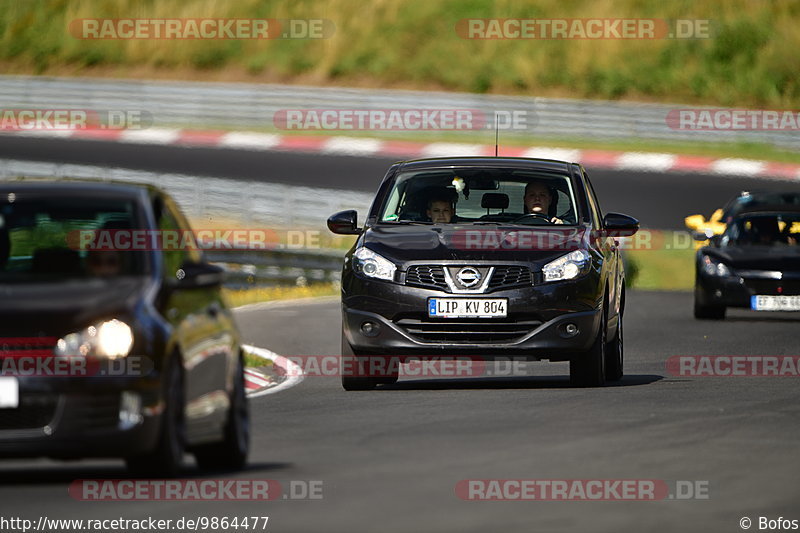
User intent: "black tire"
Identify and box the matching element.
[375,356,400,386]
[194,355,250,471]
[694,279,726,320]
[693,299,726,320]
[604,314,624,382]
[570,308,606,387]
[341,333,376,391]
[126,355,186,477]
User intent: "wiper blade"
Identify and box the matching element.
[380,220,435,225]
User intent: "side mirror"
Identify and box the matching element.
[176,261,225,289]
[327,210,361,235]
[692,229,713,241]
[603,212,639,237]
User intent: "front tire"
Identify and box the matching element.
[694,279,726,320]
[604,314,624,382]
[693,299,726,320]
[194,355,250,471]
[570,308,606,387]
[126,355,186,476]
[341,333,376,391]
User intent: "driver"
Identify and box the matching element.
[524,181,563,224]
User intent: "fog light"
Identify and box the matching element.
[564,323,579,337]
[360,321,380,337]
[119,391,143,430]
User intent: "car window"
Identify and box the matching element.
[0,197,145,281]
[583,171,603,229]
[156,198,202,281]
[722,213,800,247]
[379,168,578,225]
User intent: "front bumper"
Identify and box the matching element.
[696,272,800,309]
[342,274,603,361]
[0,376,163,458]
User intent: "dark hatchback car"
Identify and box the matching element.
[694,204,800,319]
[328,157,639,390]
[0,180,248,474]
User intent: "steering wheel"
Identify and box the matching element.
[510,213,553,224]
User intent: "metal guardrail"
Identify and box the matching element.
[205,248,344,289]
[0,158,375,229]
[1,75,798,149]
[0,158,353,289]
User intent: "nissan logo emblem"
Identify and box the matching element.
[456,267,481,288]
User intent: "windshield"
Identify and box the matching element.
[721,212,800,247]
[0,196,147,282]
[379,168,579,226]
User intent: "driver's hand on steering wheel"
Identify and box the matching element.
[551,217,564,224]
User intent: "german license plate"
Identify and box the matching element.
[751,295,800,311]
[0,377,19,409]
[428,298,507,318]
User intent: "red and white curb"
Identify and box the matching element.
[3,128,799,181]
[242,343,304,398]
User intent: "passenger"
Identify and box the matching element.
[748,217,783,245]
[524,181,563,224]
[426,190,457,224]
[86,249,123,277]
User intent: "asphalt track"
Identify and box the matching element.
[1,293,799,532]
[0,138,799,532]
[2,136,800,229]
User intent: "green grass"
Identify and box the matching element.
[243,349,273,369]
[222,282,339,308]
[625,233,696,291]
[2,0,800,109]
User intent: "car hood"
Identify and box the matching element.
[706,246,800,272]
[361,224,591,266]
[0,276,154,337]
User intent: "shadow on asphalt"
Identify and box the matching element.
[721,316,800,323]
[381,374,663,390]
[0,461,293,485]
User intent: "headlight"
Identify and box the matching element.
[542,250,591,282]
[54,319,134,359]
[701,255,732,277]
[353,247,396,281]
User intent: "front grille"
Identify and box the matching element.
[488,266,533,289]
[405,265,533,293]
[742,279,800,295]
[0,395,58,430]
[66,394,120,432]
[406,265,448,291]
[0,337,57,358]
[396,317,542,344]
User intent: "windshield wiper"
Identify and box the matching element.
[380,220,435,225]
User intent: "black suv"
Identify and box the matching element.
[328,157,638,389]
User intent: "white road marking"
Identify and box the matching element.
[616,152,677,172]
[243,344,305,398]
[710,158,767,176]
[118,128,181,144]
[522,147,582,161]
[322,136,384,156]
[220,132,281,150]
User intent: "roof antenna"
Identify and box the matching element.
[495,112,499,157]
